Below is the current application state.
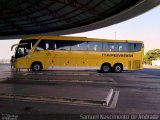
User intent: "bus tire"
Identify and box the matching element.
[113,63,123,73]
[101,63,111,73]
[31,62,42,71]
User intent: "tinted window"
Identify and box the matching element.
[16,39,37,58]
[55,40,71,50]
[71,41,87,51]
[20,39,37,49]
[103,42,118,52]
[129,43,142,52]
[37,40,46,50]
[37,40,71,51]
[119,43,128,52]
[45,40,55,50]
[103,42,109,51]
[88,42,102,51]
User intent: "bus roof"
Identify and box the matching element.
[22,35,143,43]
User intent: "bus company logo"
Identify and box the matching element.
[102,53,133,57]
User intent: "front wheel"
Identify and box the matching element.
[101,64,111,73]
[31,62,42,71]
[113,64,123,73]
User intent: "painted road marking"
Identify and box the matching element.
[105,88,114,105]
[110,91,119,108]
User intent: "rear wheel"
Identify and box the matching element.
[101,64,111,73]
[31,62,42,71]
[113,64,123,73]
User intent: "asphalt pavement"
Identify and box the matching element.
[0,64,160,120]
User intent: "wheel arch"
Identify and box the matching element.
[31,61,43,69]
[113,63,123,71]
[101,62,112,68]
[113,63,124,68]
[100,62,112,72]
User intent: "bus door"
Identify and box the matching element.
[15,46,28,69]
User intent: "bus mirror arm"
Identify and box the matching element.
[11,44,17,51]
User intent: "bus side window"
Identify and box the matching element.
[88,42,102,51]
[129,43,142,52]
[48,40,58,50]
[47,41,56,50]
[108,42,118,52]
[45,40,54,50]
[119,43,128,52]
[103,42,109,51]
[46,43,49,50]
[36,40,46,51]
[71,41,87,51]
[55,40,71,50]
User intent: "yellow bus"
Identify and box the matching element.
[11,36,144,72]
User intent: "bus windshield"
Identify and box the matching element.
[15,39,37,58]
